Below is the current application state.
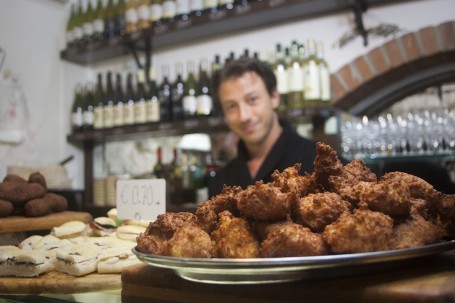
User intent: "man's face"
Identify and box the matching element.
[218,71,280,146]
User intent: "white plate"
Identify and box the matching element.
[133,240,455,284]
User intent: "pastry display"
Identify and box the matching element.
[137,142,455,258]
[0,172,68,217]
[0,209,142,277]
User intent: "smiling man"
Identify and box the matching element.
[208,58,317,197]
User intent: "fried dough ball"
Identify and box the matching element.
[388,213,446,250]
[293,192,351,232]
[196,185,241,234]
[0,182,46,207]
[360,177,413,217]
[3,174,27,183]
[237,181,290,221]
[435,194,455,221]
[324,203,393,253]
[136,212,197,254]
[165,225,212,258]
[381,172,441,205]
[271,163,319,204]
[337,181,373,205]
[313,142,343,191]
[260,221,329,257]
[329,159,377,194]
[28,171,47,191]
[211,211,259,258]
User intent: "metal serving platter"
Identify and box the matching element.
[133,240,455,284]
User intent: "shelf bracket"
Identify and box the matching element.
[125,35,153,74]
[353,0,368,46]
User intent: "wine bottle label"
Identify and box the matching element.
[72,111,84,128]
[176,0,191,14]
[83,110,94,126]
[123,102,135,125]
[190,0,204,10]
[93,19,105,34]
[126,8,139,24]
[103,105,114,128]
[138,4,150,21]
[304,61,321,100]
[182,95,197,116]
[83,22,94,36]
[163,0,176,18]
[146,99,160,122]
[274,66,288,94]
[134,100,147,123]
[93,106,104,129]
[287,62,304,92]
[73,26,83,39]
[196,94,213,115]
[320,66,331,102]
[113,104,124,126]
[150,4,163,21]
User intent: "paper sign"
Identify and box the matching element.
[116,179,166,221]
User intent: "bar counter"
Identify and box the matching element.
[122,249,455,303]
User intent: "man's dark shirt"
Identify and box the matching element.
[208,119,317,198]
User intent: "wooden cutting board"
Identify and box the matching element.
[0,271,121,294]
[0,211,92,233]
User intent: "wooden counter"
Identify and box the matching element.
[0,211,92,233]
[121,250,455,303]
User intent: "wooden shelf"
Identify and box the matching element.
[67,106,334,145]
[60,0,409,65]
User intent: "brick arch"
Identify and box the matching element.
[331,20,455,117]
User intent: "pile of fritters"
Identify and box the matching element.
[136,143,455,258]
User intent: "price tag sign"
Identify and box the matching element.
[116,179,166,222]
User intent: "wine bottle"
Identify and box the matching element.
[190,152,205,190]
[211,54,223,116]
[150,0,163,22]
[162,0,177,20]
[158,65,173,121]
[182,61,197,118]
[190,0,204,16]
[103,71,115,128]
[73,0,84,47]
[153,146,165,178]
[115,0,127,36]
[273,43,288,111]
[175,0,191,17]
[83,0,95,45]
[146,68,160,122]
[302,38,321,106]
[196,59,213,116]
[104,0,116,40]
[93,0,105,43]
[83,83,95,130]
[137,0,151,29]
[93,73,105,129]
[66,4,76,48]
[126,0,139,33]
[124,72,136,125]
[134,68,148,124]
[287,40,304,109]
[317,41,331,104]
[171,62,185,121]
[113,73,125,127]
[169,147,183,191]
[71,84,84,132]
